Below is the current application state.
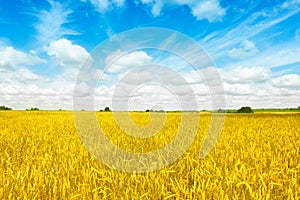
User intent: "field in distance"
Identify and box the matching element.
[0,111,299,199]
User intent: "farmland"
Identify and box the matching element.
[0,111,299,199]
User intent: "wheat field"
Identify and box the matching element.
[0,111,299,199]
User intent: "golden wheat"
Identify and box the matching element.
[0,111,299,199]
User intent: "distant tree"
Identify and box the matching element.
[226,110,235,113]
[237,106,253,113]
[104,107,111,112]
[26,107,39,111]
[0,105,12,110]
[146,109,150,112]
[217,109,225,113]
[298,106,300,110]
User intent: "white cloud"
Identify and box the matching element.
[117,68,180,86]
[0,60,14,72]
[272,74,300,89]
[228,40,259,59]
[0,83,75,110]
[105,50,152,73]
[141,0,153,3]
[0,46,46,71]
[91,0,226,22]
[0,66,51,87]
[0,43,86,110]
[14,68,48,84]
[0,40,90,110]
[126,84,181,111]
[0,67,79,110]
[272,87,296,96]
[179,70,205,84]
[90,0,109,12]
[227,46,300,70]
[151,0,163,17]
[2,68,299,110]
[88,0,125,12]
[200,2,300,59]
[190,0,226,22]
[95,82,196,111]
[95,85,113,97]
[34,1,79,45]
[45,38,89,68]
[0,84,21,95]
[93,69,111,81]
[281,0,300,9]
[223,82,254,96]
[220,66,270,83]
[74,82,90,97]
[190,83,209,96]
[130,0,226,22]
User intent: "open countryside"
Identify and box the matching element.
[1,0,300,199]
[0,111,299,199]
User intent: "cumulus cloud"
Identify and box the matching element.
[179,70,205,84]
[14,68,49,84]
[228,40,259,59]
[0,83,54,97]
[94,83,192,111]
[190,0,226,22]
[223,82,254,96]
[0,46,46,71]
[190,83,209,96]
[220,66,270,83]
[105,50,152,73]
[272,74,300,89]
[74,82,91,97]
[0,66,81,110]
[0,67,51,89]
[126,84,180,111]
[45,38,89,68]
[0,83,75,110]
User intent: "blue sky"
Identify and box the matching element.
[0,0,300,110]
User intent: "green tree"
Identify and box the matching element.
[104,107,111,112]
[26,107,39,111]
[237,106,253,113]
[217,109,225,113]
[0,105,12,110]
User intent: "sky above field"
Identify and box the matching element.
[0,0,300,110]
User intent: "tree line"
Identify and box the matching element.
[1,105,300,112]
